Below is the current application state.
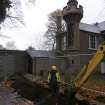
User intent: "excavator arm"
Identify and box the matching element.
[64,42,105,105]
[74,42,105,91]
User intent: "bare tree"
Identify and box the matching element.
[44,9,66,50]
[1,0,37,28]
[0,0,11,23]
[1,0,25,28]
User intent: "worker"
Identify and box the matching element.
[48,65,60,96]
[48,65,61,105]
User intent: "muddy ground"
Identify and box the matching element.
[11,73,105,105]
[1,73,105,105]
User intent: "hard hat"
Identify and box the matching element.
[51,65,57,71]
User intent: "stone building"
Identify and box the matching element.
[27,50,51,76]
[56,0,105,75]
[26,49,66,78]
[0,50,29,80]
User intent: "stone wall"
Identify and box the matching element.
[0,50,29,80]
[35,58,49,76]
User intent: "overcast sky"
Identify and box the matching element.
[0,0,105,50]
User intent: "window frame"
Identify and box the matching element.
[61,35,66,50]
[88,35,98,50]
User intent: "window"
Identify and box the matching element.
[39,70,44,76]
[89,35,98,49]
[61,20,67,32]
[61,36,66,50]
[71,60,74,64]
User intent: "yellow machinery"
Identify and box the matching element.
[74,42,105,91]
[64,42,105,105]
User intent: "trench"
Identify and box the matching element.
[10,74,92,105]
[11,75,46,100]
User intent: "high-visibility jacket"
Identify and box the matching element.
[48,71,60,83]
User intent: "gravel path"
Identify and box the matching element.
[0,85,34,105]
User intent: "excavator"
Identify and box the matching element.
[61,41,105,105]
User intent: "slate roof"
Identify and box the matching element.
[27,50,55,58]
[97,21,105,31]
[79,23,100,33]
[79,21,105,33]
